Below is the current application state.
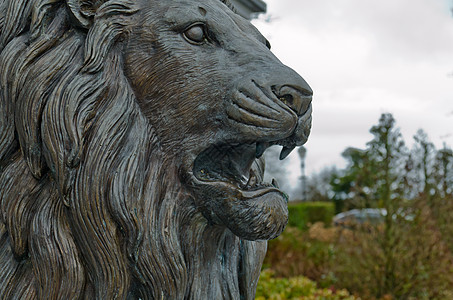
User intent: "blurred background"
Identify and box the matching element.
[233,0,453,299]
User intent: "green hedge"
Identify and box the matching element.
[287,201,334,230]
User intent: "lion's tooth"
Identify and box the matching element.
[241,175,249,187]
[272,178,280,188]
[247,169,257,187]
[279,145,295,160]
[256,142,266,158]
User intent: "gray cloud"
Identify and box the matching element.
[253,0,453,179]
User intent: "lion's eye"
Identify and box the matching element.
[183,24,206,44]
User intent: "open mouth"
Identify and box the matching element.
[193,141,293,198]
[190,140,296,240]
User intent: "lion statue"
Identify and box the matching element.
[0,0,312,298]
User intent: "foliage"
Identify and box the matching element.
[410,129,436,197]
[433,144,453,198]
[330,114,452,210]
[331,114,408,210]
[332,198,453,299]
[256,269,356,300]
[328,114,453,297]
[431,194,453,252]
[331,147,379,211]
[303,167,338,203]
[264,226,337,282]
[364,113,409,297]
[287,202,335,230]
[279,113,453,299]
[265,200,453,299]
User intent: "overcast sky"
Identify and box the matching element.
[253,0,453,186]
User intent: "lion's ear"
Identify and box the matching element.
[66,0,104,28]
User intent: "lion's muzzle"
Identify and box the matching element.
[228,65,313,160]
[192,66,312,241]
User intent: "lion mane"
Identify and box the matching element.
[0,0,312,299]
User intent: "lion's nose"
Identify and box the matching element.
[273,84,312,117]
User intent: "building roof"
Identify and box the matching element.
[230,0,267,20]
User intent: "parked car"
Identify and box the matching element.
[333,208,385,226]
[333,208,414,227]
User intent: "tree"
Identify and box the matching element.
[331,147,378,211]
[323,114,453,298]
[367,113,408,296]
[433,144,453,198]
[305,166,337,202]
[367,113,407,206]
[332,113,408,209]
[331,113,409,297]
[411,129,436,197]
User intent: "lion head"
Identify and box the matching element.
[0,0,312,299]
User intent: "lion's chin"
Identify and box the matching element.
[190,178,289,241]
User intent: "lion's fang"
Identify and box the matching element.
[279,145,295,160]
[271,178,279,189]
[255,142,266,159]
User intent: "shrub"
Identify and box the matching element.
[288,202,335,230]
[330,197,453,299]
[265,197,453,299]
[264,226,337,286]
[256,269,356,300]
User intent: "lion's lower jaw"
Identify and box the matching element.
[220,191,289,241]
[192,184,289,241]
